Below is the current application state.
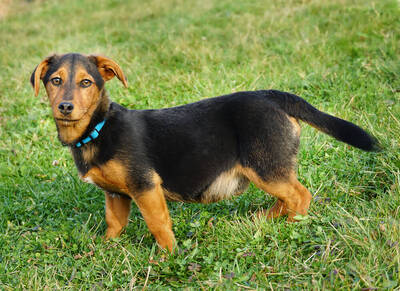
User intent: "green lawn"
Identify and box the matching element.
[0,0,399,289]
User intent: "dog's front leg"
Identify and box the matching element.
[133,184,176,252]
[105,192,132,239]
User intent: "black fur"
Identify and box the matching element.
[266,90,379,151]
[70,90,378,201]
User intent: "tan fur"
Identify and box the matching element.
[33,57,52,96]
[202,165,249,203]
[239,166,312,221]
[289,116,301,137]
[163,188,185,202]
[105,192,132,238]
[81,159,130,195]
[133,183,176,252]
[90,55,128,87]
[56,119,92,144]
[266,199,288,219]
[81,143,98,163]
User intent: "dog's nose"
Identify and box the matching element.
[58,102,74,115]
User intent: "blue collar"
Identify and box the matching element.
[75,119,106,148]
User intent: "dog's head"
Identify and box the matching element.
[30,53,127,144]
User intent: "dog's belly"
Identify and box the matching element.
[163,166,250,203]
[201,167,249,203]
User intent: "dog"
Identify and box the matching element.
[30,53,378,251]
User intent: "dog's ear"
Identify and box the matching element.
[30,55,56,96]
[89,55,128,88]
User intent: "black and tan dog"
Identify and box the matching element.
[31,53,378,251]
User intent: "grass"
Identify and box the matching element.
[0,0,399,289]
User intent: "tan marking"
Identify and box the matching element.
[133,183,176,252]
[201,165,249,203]
[105,192,132,239]
[239,166,312,221]
[151,171,163,185]
[105,192,132,238]
[32,57,51,96]
[163,188,185,202]
[75,69,95,84]
[45,66,68,106]
[81,159,130,195]
[257,199,288,219]
[288,116,301,137]
[89,55,128,87]
[81,143,98,163]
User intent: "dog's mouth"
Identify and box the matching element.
[55,118,80,126]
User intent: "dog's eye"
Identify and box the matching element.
[51,77,62,86]
[80,79,92,88]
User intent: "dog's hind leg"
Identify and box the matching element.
[105,192,132,238]
[265,178,312,221]
[242,168,312,221]
[264,199,288,219]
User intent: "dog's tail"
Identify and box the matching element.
[265,90,380,151]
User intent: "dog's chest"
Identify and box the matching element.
[79,159,130,195]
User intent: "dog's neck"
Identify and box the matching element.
[56,89,111,147]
